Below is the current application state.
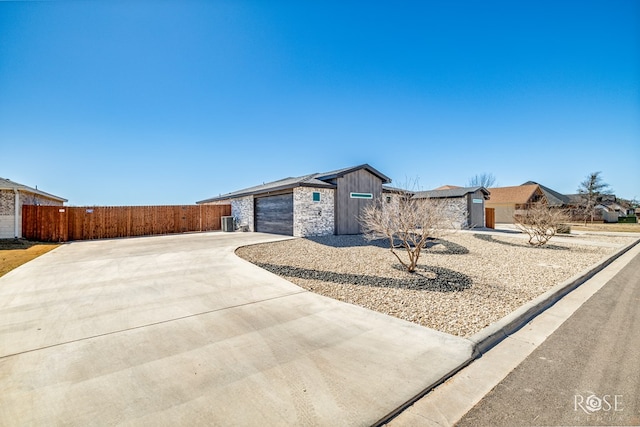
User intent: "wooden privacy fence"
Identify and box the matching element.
[22,204,231,242]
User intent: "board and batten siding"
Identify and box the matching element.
[466,190,486,228]
[335,169,383,235]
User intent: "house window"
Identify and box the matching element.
[350,192,373,199]
[312,192,321,202]
[386,196,392,203]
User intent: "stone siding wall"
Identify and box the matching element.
[0,190,15,216]
[441,197,469,229]
[19,192,64,207]
[293,187,335,237]
[231,196,254,231]
[381,192,404,216]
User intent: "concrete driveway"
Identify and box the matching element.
[0,232,472,426]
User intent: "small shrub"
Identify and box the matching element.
[514,202,570,246]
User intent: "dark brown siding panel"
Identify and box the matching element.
[335,169,383,235]
[255,193,294,235]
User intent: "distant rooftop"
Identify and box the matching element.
[413,186,489,199]
[522,181,569,207]
[486,184,541,204]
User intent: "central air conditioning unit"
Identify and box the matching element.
[221,216,235,232]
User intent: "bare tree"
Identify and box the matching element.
[576,172,612,224]
[467,173,496,188]
[514,201,570,246]
[359,196,465,273]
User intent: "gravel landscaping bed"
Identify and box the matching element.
[235,232,637,337]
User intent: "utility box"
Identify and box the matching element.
[221,216,234,232]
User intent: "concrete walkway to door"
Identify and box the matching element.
[0,232,473,426]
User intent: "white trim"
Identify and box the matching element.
[14,189,19,238]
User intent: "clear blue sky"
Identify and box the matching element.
[1,0,638,205]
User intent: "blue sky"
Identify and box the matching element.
[1,0,638,205]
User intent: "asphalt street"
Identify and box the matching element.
[457,251,640,427]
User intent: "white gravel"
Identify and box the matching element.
[236,232,637,337]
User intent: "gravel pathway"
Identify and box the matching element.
[236,233,637,337]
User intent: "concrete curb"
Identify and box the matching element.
[468,236,640,357]
[377,236,640,426]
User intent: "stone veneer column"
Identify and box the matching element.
[293,187,335,237]
[231,196,254,231]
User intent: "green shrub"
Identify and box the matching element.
[618,216,638,224]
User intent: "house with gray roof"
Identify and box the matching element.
[0,177,67,239]
[197,164,391,236]
[521,181,570,207]
[412,186,490,228]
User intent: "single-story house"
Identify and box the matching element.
[521,181,570,207]
[596,200,631,223]
[0,177,67,239]
[197,164,391,236]
[411,186,490,228]
[565,193,630,222]
[485,184,546,223]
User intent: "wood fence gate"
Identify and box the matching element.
[22,204,231,242]
[485,207,495,229]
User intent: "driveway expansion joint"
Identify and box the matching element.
[0,289,308,360]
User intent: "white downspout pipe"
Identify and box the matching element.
[14,188,20,238]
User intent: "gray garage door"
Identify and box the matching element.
[255,193,294,235]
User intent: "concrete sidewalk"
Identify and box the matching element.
[0,232,472,426]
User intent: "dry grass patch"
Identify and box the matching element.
[0,240,60,278]
[568,222,640,233]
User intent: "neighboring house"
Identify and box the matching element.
[411,186,490,228]
[0,177,67,239]
[596,200,630,223]
[521,181,570,208]
[197,164,391,236]
[565,193,627,222]
[485,184,546,223]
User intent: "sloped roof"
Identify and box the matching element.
[198,164,392,203]
[196,174,335,203]
[486,184,542,204]
[413,186,489,199]
[433,185,462,190]
[315,164,392,184]
[565,194,585,205]
[196,163,391,204]
[382,185,413,195]
[0,177,67,202]
[522,181,569,207]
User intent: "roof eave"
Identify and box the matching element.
[197,182,335,204]
[317,164,392,184]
